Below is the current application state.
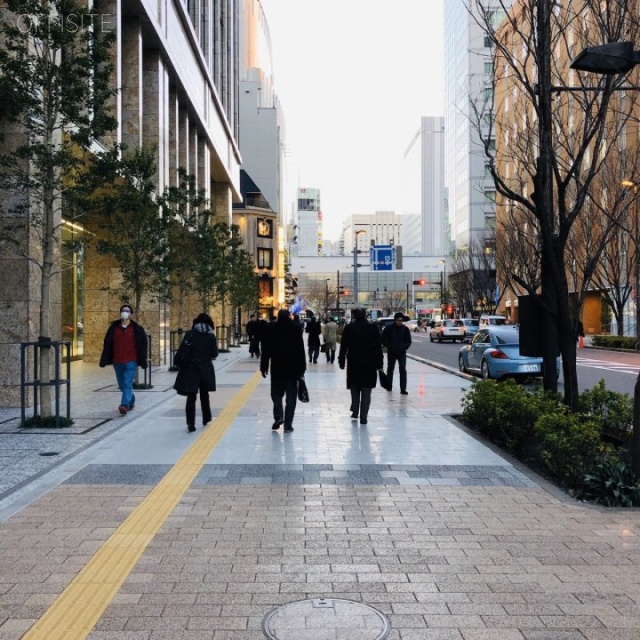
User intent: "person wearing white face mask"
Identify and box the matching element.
[99,303,148,415]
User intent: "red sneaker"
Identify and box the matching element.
[118,405,128,415]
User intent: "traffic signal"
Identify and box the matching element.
[412,279,426,285]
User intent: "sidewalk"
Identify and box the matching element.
[1,345,640,639]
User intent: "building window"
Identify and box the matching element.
[257,248,273,269]
[257,218,273,238]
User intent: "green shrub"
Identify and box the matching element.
[577,458,640,507]
[578,380,633,443]
[534,410,602,486]
[591,335,638,350]
[461,380,560,457]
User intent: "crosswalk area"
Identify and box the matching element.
[577,355,640,375]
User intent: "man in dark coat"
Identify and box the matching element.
[173,313,219,432]
[99,303,148,416]
[260,309,306,433]
[305,315,322,364]
[338,308,384,425]
[381,311,412,395]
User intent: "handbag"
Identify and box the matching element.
[297,377,310,403]
[173,332,194,369]
[320,343,327,353]
[378,369,392,391]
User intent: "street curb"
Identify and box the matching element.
[408,353,474,381]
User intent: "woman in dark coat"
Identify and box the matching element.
[173,313,219,432]
[338,307,384,425]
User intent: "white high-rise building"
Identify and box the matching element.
[443,2,511,250]
[296,188,322,256]
[402,116,445,256]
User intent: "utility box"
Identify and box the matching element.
[517,295,544,357]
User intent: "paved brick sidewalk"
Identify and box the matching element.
[1,347,640,639]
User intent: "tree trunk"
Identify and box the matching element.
[633,372,640,477]
[39,185,57,418]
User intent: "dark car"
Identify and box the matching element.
[375,315,409,334]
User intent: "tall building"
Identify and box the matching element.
[238,0,287,225]
[238,0,289,311]
[342,212,402,256]
[295,188,323,257]
[402,116,446,256]
[0,1,242,404]
[443,2,511,250]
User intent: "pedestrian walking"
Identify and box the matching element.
[246,313,261,358]
[338,308,384,425]
[305,314,322,364]
[99,303,148,416]
[381,311,412,395]
[322,316,338,363]
[293,313,305,334]
[172,313,219,433]
[260,309,306,433]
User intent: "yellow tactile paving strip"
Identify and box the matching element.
[23,370,263,640]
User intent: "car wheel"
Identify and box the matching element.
[458,354,467,373]
[481,360,491,380]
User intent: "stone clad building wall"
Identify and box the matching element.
[0,0,242,405]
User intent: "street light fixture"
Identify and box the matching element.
[570,41,640,76]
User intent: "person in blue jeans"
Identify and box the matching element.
[99,304,148,415]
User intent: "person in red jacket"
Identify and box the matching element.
[99,304,148,416]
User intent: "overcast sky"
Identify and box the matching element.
[260,0,445,242]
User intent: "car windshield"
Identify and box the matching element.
[493,328,520,345]
[445,320,464,327]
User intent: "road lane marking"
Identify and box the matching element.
[23,369,263,640]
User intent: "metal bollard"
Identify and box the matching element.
[169,328,184,370]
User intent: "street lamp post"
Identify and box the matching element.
[353,229,366,306]
[621,181,640,345]
[571,40,640,474]
[438,259,446,317]
[325,278,330,320]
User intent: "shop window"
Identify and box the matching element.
[257,248,273,269]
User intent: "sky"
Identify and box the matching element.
[259,0,445,242]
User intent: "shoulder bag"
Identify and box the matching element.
[297,376,310,403]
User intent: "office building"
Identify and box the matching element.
[0,1,241,404]
[443,2,512,250]
[402,116,446,256]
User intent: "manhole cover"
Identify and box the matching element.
[262,598,390,640]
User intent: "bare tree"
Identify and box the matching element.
[450,231,501,316]
[467,0,640,408]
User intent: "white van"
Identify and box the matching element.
[479,314,507,328]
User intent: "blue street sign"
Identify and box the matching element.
[370,245,394,271]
